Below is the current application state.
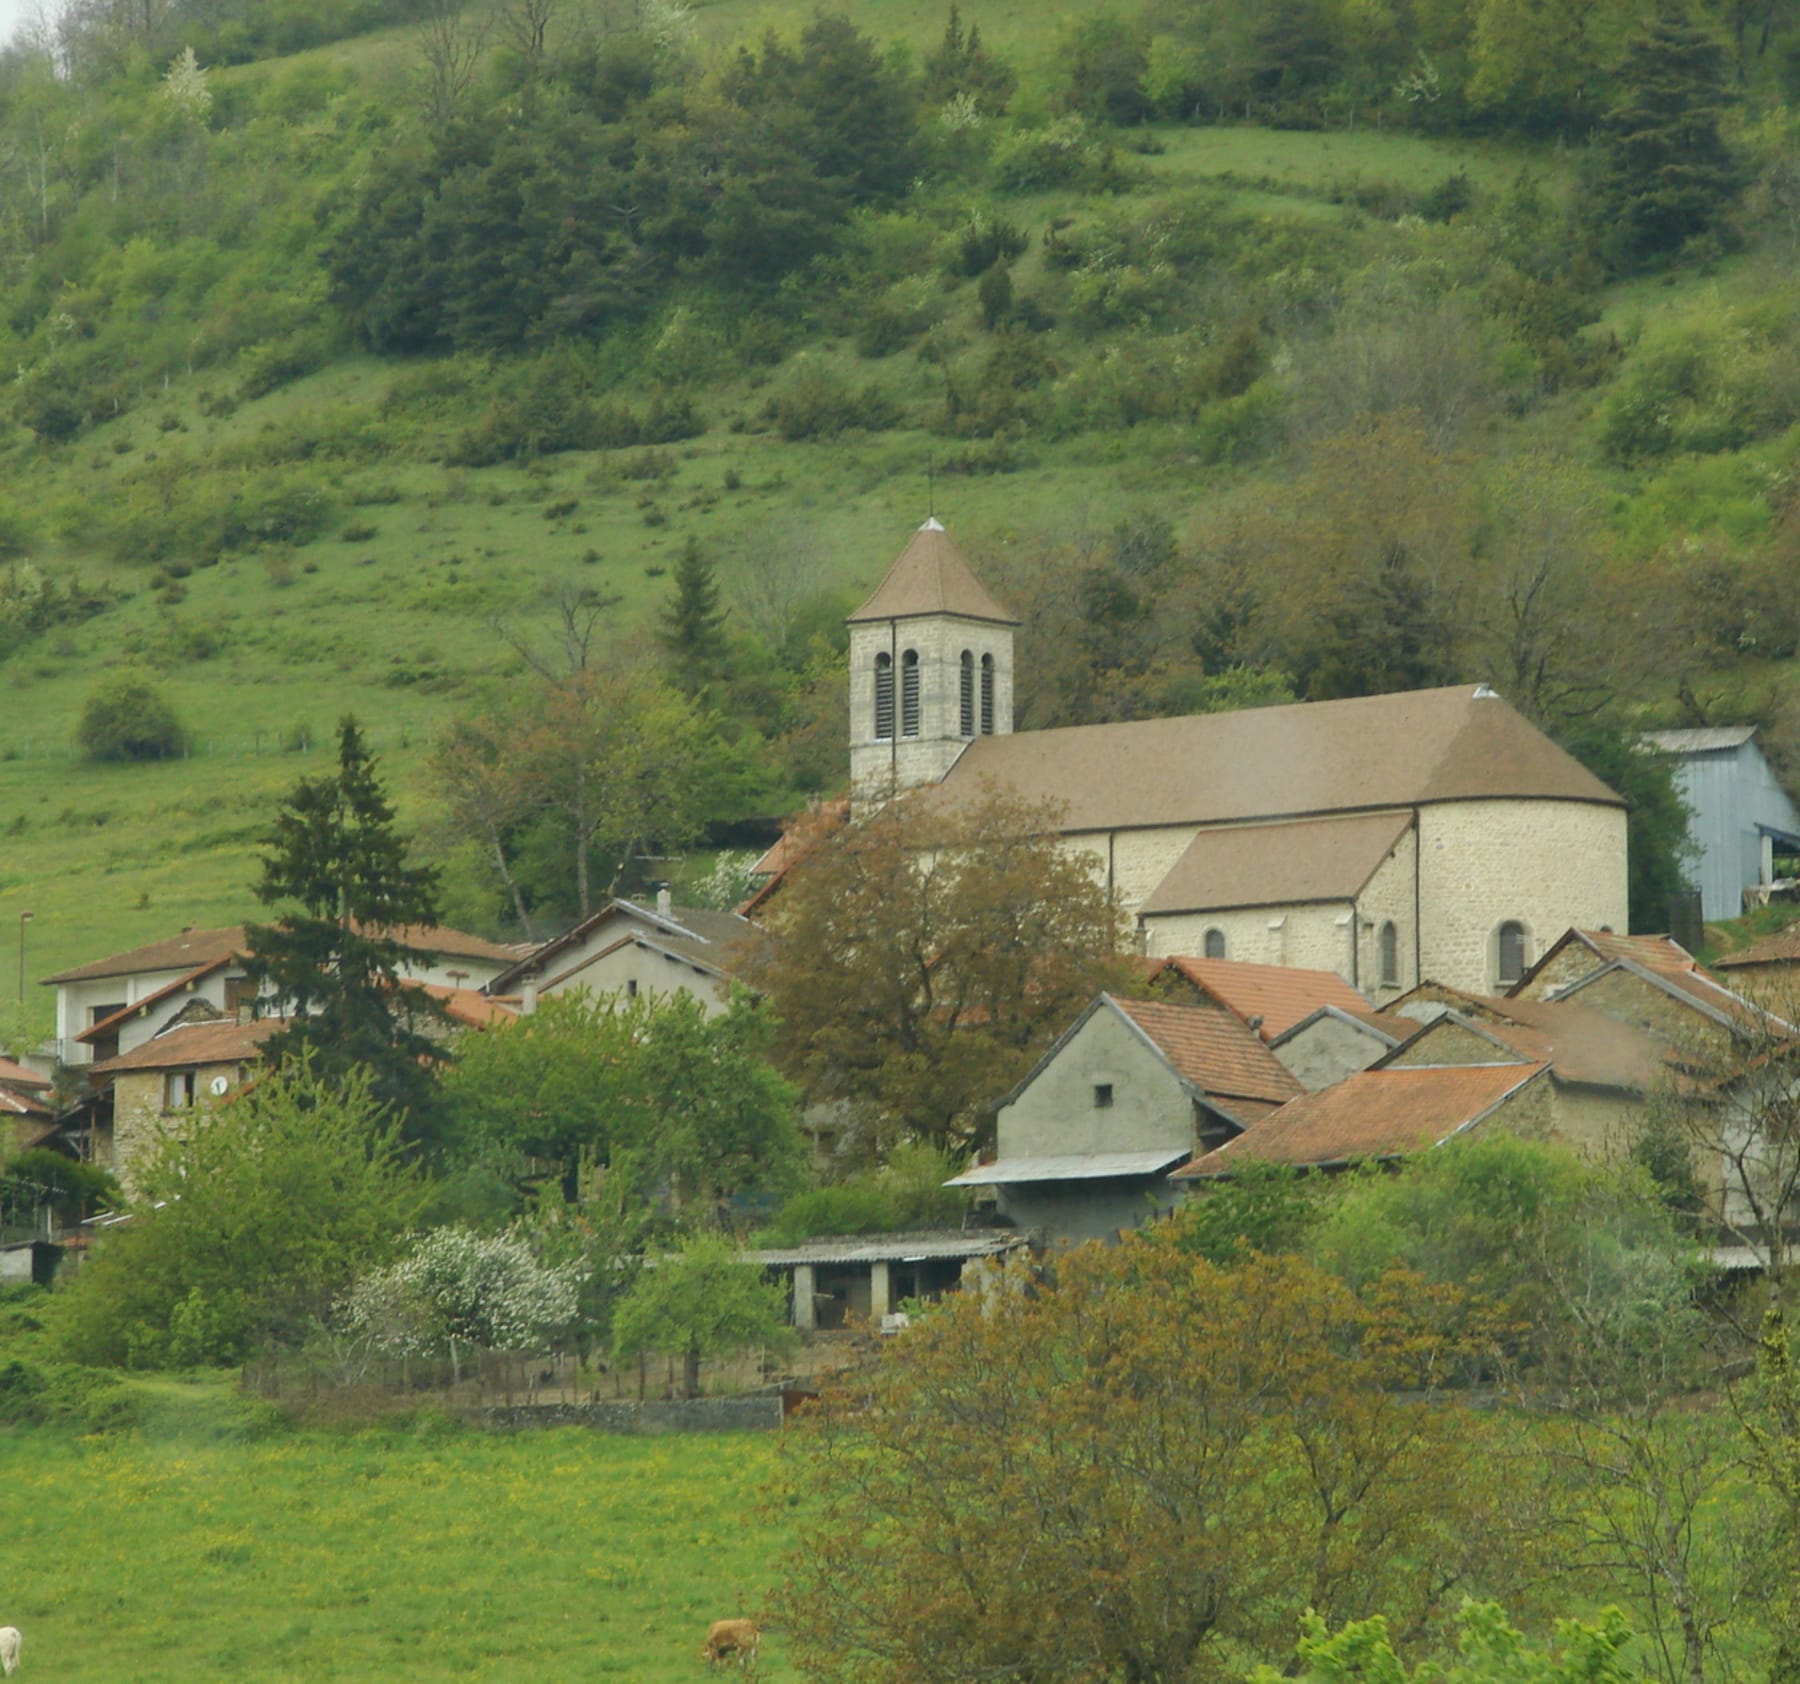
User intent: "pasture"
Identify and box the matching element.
[0,1411,799,1681]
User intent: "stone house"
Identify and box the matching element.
[485,894,764,1018]
[0,1055,55,1154]
[843,521,1629,1001]
[85,1017,285,1176]
[45,921,525,1068]
[945,992,1304,1249]
[1713,926,1800,1013]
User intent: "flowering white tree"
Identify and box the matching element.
[160,47,211,120]
[341,1226,583,1379]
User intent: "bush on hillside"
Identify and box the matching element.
[76,673,187,763]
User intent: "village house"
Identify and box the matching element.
[484,893,764,1017]
[1712,925,1800,1012]
[44,921,525,1068]
[945,992,1305,1249]
[843,520,1630,1001]
[0,1055,55,1155]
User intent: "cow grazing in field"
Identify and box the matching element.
[700,1618,759,1668]
[0,1624,21,1675]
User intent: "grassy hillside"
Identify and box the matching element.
[2,0,1798,1037]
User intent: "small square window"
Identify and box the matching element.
[1093,1083,1114,1109]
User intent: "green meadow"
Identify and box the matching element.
[0,1412,799,1681]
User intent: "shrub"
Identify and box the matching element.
[951,215,1029,278]
[766,367,901,440]
[76,673,187,763]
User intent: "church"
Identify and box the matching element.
[845,519,1630,1004]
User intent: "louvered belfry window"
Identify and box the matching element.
[874,653,895,740]
[980,653,995,734]
[960,652,975,736]
[901,650,921,737]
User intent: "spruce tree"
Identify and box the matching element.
[244,717,446,1137]
[1595,8,1744,272]
[658,538,728,692]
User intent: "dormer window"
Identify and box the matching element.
[874,653,895,741]
[901,649,921,737]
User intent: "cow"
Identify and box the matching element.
[0,1624,20,1675]
[699,1618,759,1669]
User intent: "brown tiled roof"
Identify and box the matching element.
[0,1057,50,1091]
[846,520,1018,626]
[1111,996,1305,1111]
[1153,956,1374,1040]
[423,985,518,1027]
[926,686,1622,834]
[1516,928,1700,995]
[1140,811,1412,916]
[46,921,520,987]
[1175,1063,1548,1175]
[1715,925,1800,969]
[44,925,247,985]
[1388,995,1670,1092]
[88,1018,286,1075]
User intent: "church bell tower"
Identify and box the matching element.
[846,518,1018,806]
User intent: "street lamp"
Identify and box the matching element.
[16,911,32,1006]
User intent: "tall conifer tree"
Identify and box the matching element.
[1595,7,1743,271]
[245,717,446,1135]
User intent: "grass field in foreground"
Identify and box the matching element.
[0,1420,800,1681]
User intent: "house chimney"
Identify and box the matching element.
[521,981,539,1015]
[656,883,672,919]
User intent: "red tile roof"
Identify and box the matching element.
[423,985,517,1027]
[0,1057,50,1091]
[1152,956,1372,1041]
[1111,996,1305,1112]
[1175,1063,1548,1174]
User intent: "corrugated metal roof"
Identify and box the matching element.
[745,1230,1029,1267]
[1641,727,1758,754]
[944,1149,1191,1187]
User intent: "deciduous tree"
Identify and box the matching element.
[746,787,1132,1158]
[774,1240,1523,1682]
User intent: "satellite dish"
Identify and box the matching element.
[208,1074,230,1097]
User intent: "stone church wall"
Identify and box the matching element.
[1415,800,1627,994]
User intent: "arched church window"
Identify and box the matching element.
[960,652,975,737]
[1379,921,1399,988]
[874,653,894,741]
[1203,928,1226,960]
[980,653,995,735]
[901,649,921,737]
[1496,920,1527,987]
